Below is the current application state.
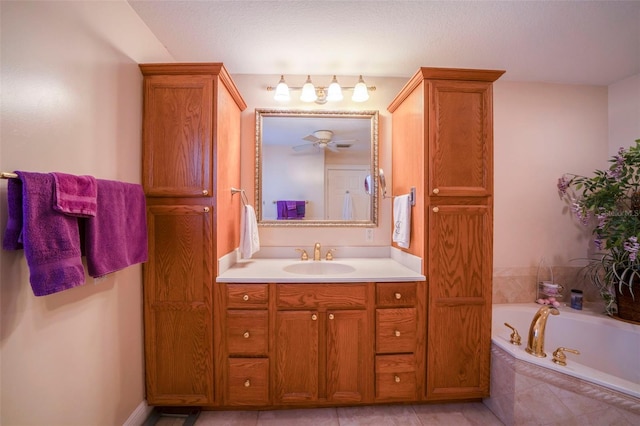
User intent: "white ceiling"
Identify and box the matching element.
[127,0,640,86]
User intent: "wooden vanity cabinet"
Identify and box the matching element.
[389,68,504,401]
[274,283,373,405]
[140,63,246,406]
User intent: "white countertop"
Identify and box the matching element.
[216,257,426,283]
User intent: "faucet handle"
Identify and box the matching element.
[503,322,522,346]
[296,248,309,261]
[552,347,580,366]
[325,248,336,261]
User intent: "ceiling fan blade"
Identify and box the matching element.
[292,143,313,152]
[326,144,339,152]
[303,134,321,143]
[332,138,356,143]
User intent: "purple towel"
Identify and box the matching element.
[3,177,24,250]
[3,171,85,296]
[51,172,97,217]
[84,179,148,277]
[276,200,305,219]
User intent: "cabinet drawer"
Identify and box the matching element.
[226,284,268,308]
[276,283,367,308]
[376,282,417,306]
[226,310,268,356]
[376,308,417,353]
[227,358,269,405]
[375,355,416,401]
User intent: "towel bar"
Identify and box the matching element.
[1,172,18,179]
[231,187,249,206]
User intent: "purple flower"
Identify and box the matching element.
[571,202,590,226]
[596,211,607,229]
[594,237,604,250]
[624,236,639,262]
[557,175,570,196]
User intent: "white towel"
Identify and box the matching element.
[240,204,260,259]
[393,194,411,249]
[342,192,354,220]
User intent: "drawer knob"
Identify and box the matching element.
[394,292,402,300]
[243,331,250,339]
[329,313,334,320]
[311,314,318,321]
[203,207,210,213]
[432,188,439,194]
[202,189,209,195]
[244,379,251,388]
[242,294,249,301]
[394,330,401,337]
[432,207,439,213]
[394,375,401,383]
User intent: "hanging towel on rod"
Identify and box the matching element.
[342,192,354,220]
[240,203,260,259]
[393,194,411,249]
[51,172,97,217]
[3,171,86,296]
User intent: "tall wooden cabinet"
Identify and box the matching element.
[388,68,504,401]
[140,63,246,406]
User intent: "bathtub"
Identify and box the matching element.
[484,303,640,425]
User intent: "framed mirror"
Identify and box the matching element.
[255,109,379,227]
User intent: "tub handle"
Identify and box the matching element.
[503,322,522,346]
[552,347,580,366]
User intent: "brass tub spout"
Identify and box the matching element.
[525,305,559,357]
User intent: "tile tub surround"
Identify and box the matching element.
[484,345,640,426]
[493,266,602,305]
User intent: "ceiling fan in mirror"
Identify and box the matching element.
[292,130,356,153]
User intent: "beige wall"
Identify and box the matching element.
[0,1,172,425]
[1,1,637,424]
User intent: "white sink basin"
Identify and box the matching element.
[283,262,356,275]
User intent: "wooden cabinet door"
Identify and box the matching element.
[426,204,492,400]
[428,80,493,197]
[326,310,371,403]
[275,310,319,403]
[142,75,213,197]
[144,204,214,405]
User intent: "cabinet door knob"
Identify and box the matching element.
[243,331,250,339]
[242,294,249,301]
[394,330,401,337]
[244,379,251,388]
[432,207,439,213]
[311,314,318,321]
[202,189,209,195]
[329,313,334,320]
[394,375,401,383]
[432,188,440,194]
[394,292,402,300]
[203,207,210,213]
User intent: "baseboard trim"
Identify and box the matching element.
[123,400,153,426]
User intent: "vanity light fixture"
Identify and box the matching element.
[267,75,375,104]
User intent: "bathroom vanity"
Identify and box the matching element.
[216,257,426,407]
[139,63,503,409]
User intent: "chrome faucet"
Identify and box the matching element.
[525,305,559,357]
[313,242,321,261]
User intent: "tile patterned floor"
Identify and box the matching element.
[154,402,504,426]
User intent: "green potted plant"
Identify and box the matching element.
[557,138,640,323]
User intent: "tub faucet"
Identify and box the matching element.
[313,242,321,261]
[525,305,559,358]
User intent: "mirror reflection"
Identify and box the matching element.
[255,109,379,227]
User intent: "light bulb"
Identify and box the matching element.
[352,75,369,102]
[326,75,343,101]
[300,75,317,102]
[273,75,290,101]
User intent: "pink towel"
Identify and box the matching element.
[3,171,85,296]
[51,172,97,217]
[84,179,148,277]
